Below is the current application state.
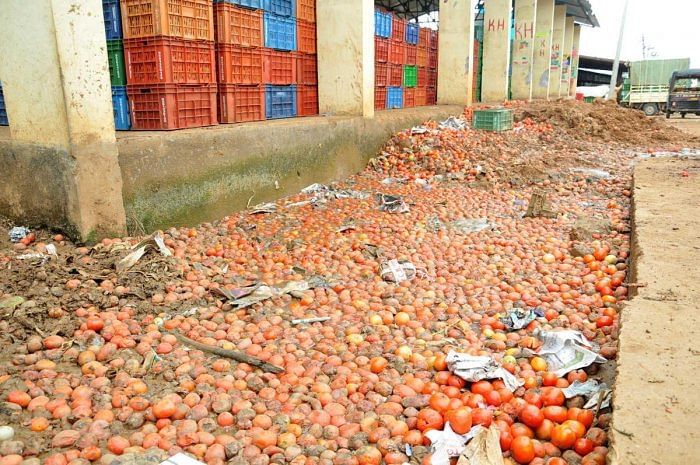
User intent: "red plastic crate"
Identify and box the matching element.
[429,30,438,50]
[389,41,404,65]
[375,38,389,63]
[214,3,263,47]
[296,0,316,23]
[417,47,428,68]
[427,86,437,105]
[417,66,427,87]
[404,45,417,66]
[217,44,263,84]
[296,53,317,84]
[391,16,405,42]
[375,87,387,110]
[404,87,415,108]
[297,84,318,116]
[415,86,427,106]
[263,49,296,85]
[419,28,429,49]
[428,69,437,87]
[124,37,215,85]
[128,83,217,130]
[218,84,265,123]
[121,0,214,41]
[389,64,402,87]
[297,20,316,54]
[375,62,388,87]
[428,51,437,69]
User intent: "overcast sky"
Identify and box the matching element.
[580,0,699,66]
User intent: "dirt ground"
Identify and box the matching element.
[609,154,700,465]
[664,115,700,137]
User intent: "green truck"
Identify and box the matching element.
[620,58,691,116]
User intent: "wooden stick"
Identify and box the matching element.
[291,317,330,325]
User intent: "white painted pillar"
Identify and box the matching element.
[437,0,476,105]
[548,5,567,98]
[317,0,375,117]
[0,0,127,239]
[532,0,554,99]
[511,0,537,100]
[569,25,582,96]
[481,0,513,102]
[560,17,575,97]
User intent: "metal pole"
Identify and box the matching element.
[607,0,630,100]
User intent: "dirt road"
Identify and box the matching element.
[664,115,700,137]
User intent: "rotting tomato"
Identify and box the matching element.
[510,436,535,464]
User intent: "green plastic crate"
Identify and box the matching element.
[473,109,513,132]
[584,96,595,103]
[403,65,417,88]
[107,40,126,86]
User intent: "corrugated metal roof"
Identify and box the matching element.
[374,0,599,27]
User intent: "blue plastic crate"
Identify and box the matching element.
[0,84,7,126]
[102,0,122,40]
[263,0,294,17]
[214,0,263,8]
[265,85,297,119]
[387,86,403,109]
[375,11,392,38]
[263,13,296,50]
[405,23,419,44]
[112,86,130,130]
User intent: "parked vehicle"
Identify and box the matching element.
[620,58,690,116]
[666,69,700,118]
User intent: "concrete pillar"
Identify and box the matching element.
[437,0,476,106]
[480,0,513,102]
[560,17,575,97]
[548,5,567,98]
[511,0,537,100]
[569,25,582,96]
[532,0,554,99]
[317,0,374,117]
[0,0,127,240]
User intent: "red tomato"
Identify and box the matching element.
[445,408,472,435]
[471,380,494,395]
[541,387,565,406]
[551,425,577,450]
[519,404,544,429]
[574,438,595,456]
[510,436,535,464]
[543,406,568,423]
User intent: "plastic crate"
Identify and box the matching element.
[391,16,405,42]
[415,86,427,106]
[426,86,436,105]
[389,64,402,87]
[403,65,417,88]
[264,13,296,50]
[404,45,417,65]
[264,0,294,17]
[112,86,131,130]
[218,84,265,123]
[215,3,263,47]
[386,86,403,109]
[296,0,315,22]
[389,41,404,65]
[128,83,218,130]
[404,87,415,108]
[124,37,215,85]
[215,0,262,8]
[584,96,595,103]
[296,53,317,84]
[472,109,514,132]
[417,66,427,87]
[375,87,387,110]
[0,85,8,126]
[107,40,127,86]
[418,28,429,49]
[121,0,214,41]
[428,69,437,87]
[297,84,318,116]
[297,20,316,54]
[374,10,392,38]
[405,23,419,44]
[429,30,438,50]
[428,51,437,69]
[217,44,264,84]
[265,85,296,119]
[416,47,428,68]
[103,0,123,40]
[375,38,389,63]
[263,49,296,85]
[375,62,388,87]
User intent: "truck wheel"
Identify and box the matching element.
[642,103,658,116]
[681,113,686,119]
[666,111,671,119]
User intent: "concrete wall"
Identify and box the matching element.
[481,0,513,102]
[532,0,555,99]
[511,0,537,101]
[560,17,575,97]
[438,0,476,105]
[548,6,567,97]
[570,25,582,96]
[118,106,461,232]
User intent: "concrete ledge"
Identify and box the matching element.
[609,156,700,465]
[117,106,462,232]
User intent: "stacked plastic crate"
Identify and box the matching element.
[103,0,130,130]
[121,0,217,130]
[426,29,438,105]
[262,0,298,119]
[295,0,318,117]
[373,10,392,110]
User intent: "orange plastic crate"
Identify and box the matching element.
[429,30,438,49]
[389,41,404,65]
[417,47,428,68]
[124,37,215,85]
[217,45,264,84]
[375,62,388,87]
[415,86,427,106]
[375,37,389,63]
[297,84,318,116]
[121,0,214,41]
[427,86,436,105]
[428,51,437,69]
[419,28,429,49]
[391,16,405,42]
[388,64,402,87]
[296,53,317,85]
[404,45,417,66]
[428,69,437,87]
[128,83,217,129]
[375,87,387,110]
[263,49,297,85]
[297,20,316,54]
[404,87,415,108]
[417,66,427,87]
[296,0,316,22]
[218,84,265,123]
[214,3,263,47]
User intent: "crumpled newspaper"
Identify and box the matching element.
[377,194,409,213]
[449,218,494,234]
[563,379,612,409]
[9,226,30,243]
[446,352,522,391]
[535,329,606,377]
[425,423,481,465]
[457,425,505,465]
[500,308,543,331]
[301,183,369,202]
[116,232,172,272]
[439,116,469,131]
[380,259,425,283]
[216,280,310,309]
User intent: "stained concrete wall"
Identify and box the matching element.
[511,0,537,101]
[560,17,575,97]
[548,6,567,98]
[532,0,555,99]
[481,0,513,102]
[438,0,476,105]
[118,106,462,232]
[570,25,582,96]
